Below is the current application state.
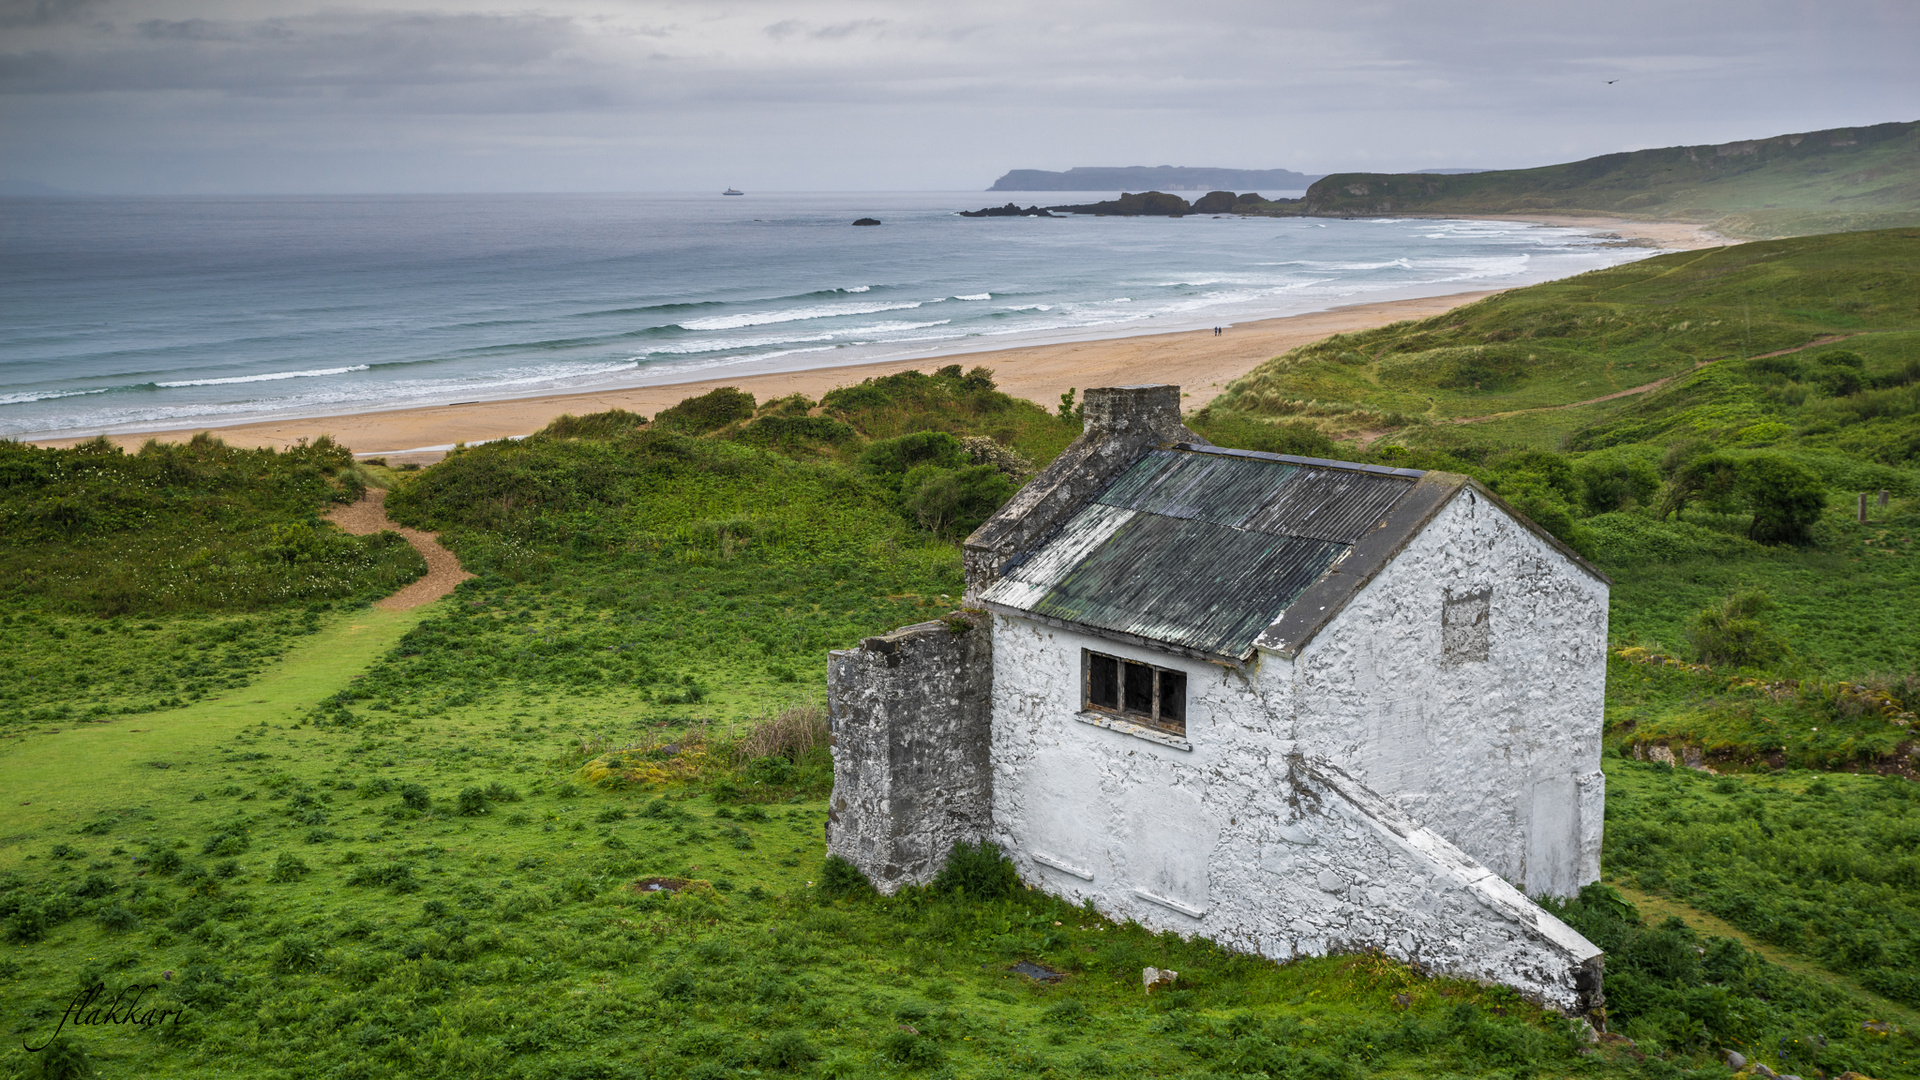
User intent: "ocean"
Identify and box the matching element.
[0,192,1660,441]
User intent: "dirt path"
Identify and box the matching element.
[1606,880,1919,1028]
[326,488,473,610]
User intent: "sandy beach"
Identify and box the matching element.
[30,215,1725,464]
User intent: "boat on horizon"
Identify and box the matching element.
[723,188,744,196]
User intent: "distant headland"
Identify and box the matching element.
[988,166,1323,192]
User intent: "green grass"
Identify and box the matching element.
[2,612,1913,1079]
[0,434,424,615]
[1207,229,1920,440]
[1288,119,1920,239]
[6,357,1920,1077]
[1597,757,1920,1012]
[0,606,345,729]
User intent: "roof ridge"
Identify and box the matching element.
[1174,442,1425,479]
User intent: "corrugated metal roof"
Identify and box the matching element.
[980,446,1421,659]
[1242,466,1415,544]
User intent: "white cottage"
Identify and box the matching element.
[826,384,1609,1014]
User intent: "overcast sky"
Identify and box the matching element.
[2,0,1915,193]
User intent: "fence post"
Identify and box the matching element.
[1857,492,1868,523]
[1880,489,1890,507]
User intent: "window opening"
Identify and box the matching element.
[1082,649,1187,735]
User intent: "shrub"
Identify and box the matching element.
[1574,447,1662,514]
[456,787,489,816]
[268,853,310,882]
[879,1029,944,1069]
[653,388,756,434]
[858,431,967,482]
[1686,591,1790,669]
[760,1030,821,1069]
[538,409,648,439]
[201,829,248,857]
[31,1035,97,1080]
[399,784,431,811]
[1737,453,1826,545]
[901,463,1015,535]
[144,845,183,876]
[346,863,419,893]
[930,840,1020,899]
[96,903,140,933]
[273,934,323,974]
[818,856,874,900]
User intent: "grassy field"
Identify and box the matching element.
[3,609,1914,1079]
[4,337,1919,1077]
[1286,120,1920,239]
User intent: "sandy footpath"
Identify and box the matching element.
[325,487,473,609]
[30,216,1725,465]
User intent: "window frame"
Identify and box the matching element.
[1081,648,1187,736]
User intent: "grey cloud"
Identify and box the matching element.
[1,10,596,98]
[0,0,100,28]
[1,0,1912,193]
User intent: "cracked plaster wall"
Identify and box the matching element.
[987,487,1607,1011]
[1283,486,1609,896]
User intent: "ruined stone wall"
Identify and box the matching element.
[1282,486,1609,896]
[826,614,993,894]
[986,614,1604,1014]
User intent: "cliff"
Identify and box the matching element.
[1298,120,1920,239]
[991,166,1322,192]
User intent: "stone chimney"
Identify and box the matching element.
[1081,384,1187,440]
[963,383,1203,600]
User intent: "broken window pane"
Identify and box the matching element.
[1123,661,1154,714]
[1157,669,1185,726]
[1089,653,1119,709]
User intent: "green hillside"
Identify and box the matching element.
[1292,120,1920,238]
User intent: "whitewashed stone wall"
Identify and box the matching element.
[1281,486,1609,895]
[987,486,1607,1012]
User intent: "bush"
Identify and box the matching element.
[858,431,966,482]
[1738,453,1826,545]
[399,784,431,811]
[1574,446,1662,514]
[759,1030,821,1070]
[96,902,139,933]
[653,388,755,435]
[1686,591,1790,669]
[268,853,310,882]
[456,787,489,816]
[201,829,248,857]
[144,844,183,876]
[901,463,1015,535]
[538,409,648,439]
[272,935,323,974]
[879,1029,945,1069]
[818,856,874,900]
[30,1035,97,1080]
[930,840,1020,899]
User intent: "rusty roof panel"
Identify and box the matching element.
[1241,468,1416,544]
[1019,513,1345,657]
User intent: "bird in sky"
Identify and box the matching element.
[1605,79,1618,84]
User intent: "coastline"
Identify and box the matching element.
[31,292,1502,463]
[27,214,1725,464]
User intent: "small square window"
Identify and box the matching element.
[1083,649,1187,736]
